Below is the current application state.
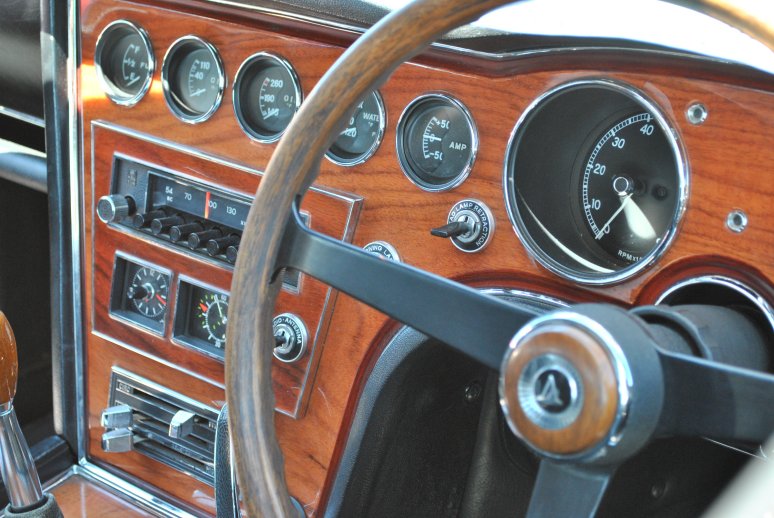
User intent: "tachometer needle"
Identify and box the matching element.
[595,194,632,240]
[622,198,657,241]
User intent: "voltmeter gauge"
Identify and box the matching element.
[95,20,154,105]
[326,91,386,166]
[162,36,225,123]
[233,53,302,142]
[397,93,477,191]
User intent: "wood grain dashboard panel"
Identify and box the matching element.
[79,0,774,515]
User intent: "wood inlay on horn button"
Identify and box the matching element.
[502,324,619,455]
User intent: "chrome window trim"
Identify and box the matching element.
[0,106,45,128]
[503,78,689,285]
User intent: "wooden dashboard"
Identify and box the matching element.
[78,0,774,515]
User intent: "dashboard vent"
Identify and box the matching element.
[108,368,219,485]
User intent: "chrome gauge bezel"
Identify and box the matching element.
[232,52,303,143]
[161,36,226,124]
[94,20,155,106]
[396,93,478,192]
[503,78,689,285]
[325,90,386,166]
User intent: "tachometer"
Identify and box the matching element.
[397,94,477,191]
[162,36,225,123]
[505,80,686,284]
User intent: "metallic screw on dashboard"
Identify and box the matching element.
[726,210,748,233]
[686,103,708,125]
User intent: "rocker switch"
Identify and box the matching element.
[101,404,133,429]
[169,410,196,439]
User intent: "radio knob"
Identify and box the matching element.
[151,215,185,235]
[169,222,204,242]
[97,195,135,223]
[188,228,223,250]
[206,235,240,257]
[226,244,239,264]
[132,210,166,229]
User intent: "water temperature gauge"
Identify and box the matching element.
[174,280,230,360]
[327,91,386,166]
[233,53,303,142]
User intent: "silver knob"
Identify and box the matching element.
[272,313,308,363]
[97,194,134,223]
[169,410,195,439]
[101,428,135,453]
[101,404,133,429]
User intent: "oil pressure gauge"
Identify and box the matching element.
[162,36,225,123]
[397,93,477,191]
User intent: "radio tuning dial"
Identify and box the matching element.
[97,194,135,223]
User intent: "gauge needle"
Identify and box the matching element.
[155,294,167,305]
[190,88,206,97]
[622,198,657,241]
[595,194,632,240]
[126,75,140,87]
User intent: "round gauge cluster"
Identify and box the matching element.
[397,94,477,191]
[233,53,303,142]
[161,36,226,123]
[95,21,154,105]
[504,79,687,284]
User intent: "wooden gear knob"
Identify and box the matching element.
[0,311,19,406]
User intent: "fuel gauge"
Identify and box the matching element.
[95,20,154,105]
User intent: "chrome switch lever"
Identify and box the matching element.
[101,404,133,429]
[169,410,195,439]
[101,428,136,453]
[0,311,62,516]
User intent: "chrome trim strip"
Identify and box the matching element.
[232,52,303,143]
[76,462,199,517]
[94,20,155,106]
[0,106,45,128]
[0,138,47,193]
[502,78,689,285]
[325,90,386,167]
[656,275,774,332]
[161,36,226,124]
[396,92,478,193]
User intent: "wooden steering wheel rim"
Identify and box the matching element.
[225,1,773,516]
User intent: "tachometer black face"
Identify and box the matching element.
[397,94,477,191]
[505,80,686,284]
[95,21,154,105]
[162,37,225,123]
[580,112,678,265]
[326,91,385,165]
[233,53,302,142]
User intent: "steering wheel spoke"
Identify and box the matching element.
[527,461,614,518]
[277,207,539,370]
[657,350,774,443]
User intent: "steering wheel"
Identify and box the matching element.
[226,1,774,516]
